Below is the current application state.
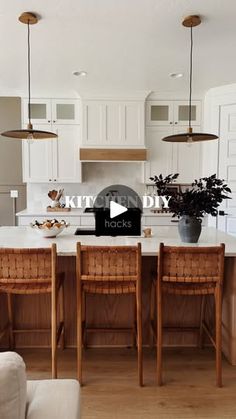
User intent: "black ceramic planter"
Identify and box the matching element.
[178,215,202,243]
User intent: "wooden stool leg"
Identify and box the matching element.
[215,286,223,387]
[59,283,65,350]
[52,288,57,379]
[82,291,87,349]
[199,295,206,349]
[149,281,155,348]
[77,286,82,384]
[136,285,143,386]
[133,294,137,349]
[157,284,162,386]
[7,294,14,349]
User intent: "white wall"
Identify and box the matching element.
[0,97,22,184]
[26,162,145,209]
[0,97,26,224]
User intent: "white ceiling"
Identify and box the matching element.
[0,0,236,98]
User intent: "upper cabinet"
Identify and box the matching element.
[82,100,145,147]
[146,100,201,127]
[22,98,82,183]
[145,98,203,184]
[23,98,80,125]
[145,126,202,184]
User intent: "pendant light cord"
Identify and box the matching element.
[27,21,31,124]
[189,25,193,130]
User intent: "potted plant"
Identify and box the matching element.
[150,173,231,243]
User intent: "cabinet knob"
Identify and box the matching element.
[170,122,173,125]
[48,120,51,123]
[174,122,178,125]
[53,120,56,123]
[54,179,57,182]
[219,210,229,216]
[49,179,52,181]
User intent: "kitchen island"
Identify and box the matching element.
[0,226,236,365]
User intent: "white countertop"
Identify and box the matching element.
[16,208,86,217]
[1,226,236,256]
[16,208,173,218]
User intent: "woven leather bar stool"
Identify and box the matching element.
[0,244,65,378]
[152,242,225,387]
[76,242,143,386]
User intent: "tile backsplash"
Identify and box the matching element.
[27,162,145,209]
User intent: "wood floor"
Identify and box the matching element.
[16,347,236,419]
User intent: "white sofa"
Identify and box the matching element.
[0,352,80,419]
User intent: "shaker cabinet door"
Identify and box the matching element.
[82,101,104,145]
[82,100,145,147]
[172,126,202,183]
[22,124,53,183]
[52,125,82,183]
[123,102,144,145]
[144,127,174,182]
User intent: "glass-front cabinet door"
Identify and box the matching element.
[51,99,80,124]
[174,100,201,126]
[146,100,201,127]
[146,101,174,126]
[22,99,51,125]
[22,98,80,125]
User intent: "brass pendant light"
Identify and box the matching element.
[162,15,218,143]
[1,12,57,140]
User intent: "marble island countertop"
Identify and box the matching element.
[1,226,236,256]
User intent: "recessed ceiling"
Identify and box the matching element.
[0,0,236,97]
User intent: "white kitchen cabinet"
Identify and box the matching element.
[22,124,54,183]
[80,216,95,226]
[23,98,80,125]
[22,124,82,183]
[82,100,145,147]
[145,126,202,183]
[145,99,202,183]
[17,216,81,226]
[22,98,82,183]
[173,139,202,183]
[144,126,174,182]
[173,101,201,126]
[17,213,95,227]
[146,100,201,127]
[142,214,206,227]
[82,100,103,145]
[146,101,173,126]
[142,215,176,226]
[53,125,82,183]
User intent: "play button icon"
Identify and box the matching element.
[110,201,128,219]
[94,184,143,236]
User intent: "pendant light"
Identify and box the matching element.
[162,15,218,143]
[1,12,57,140]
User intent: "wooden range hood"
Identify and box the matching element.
[80,148,147,161]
